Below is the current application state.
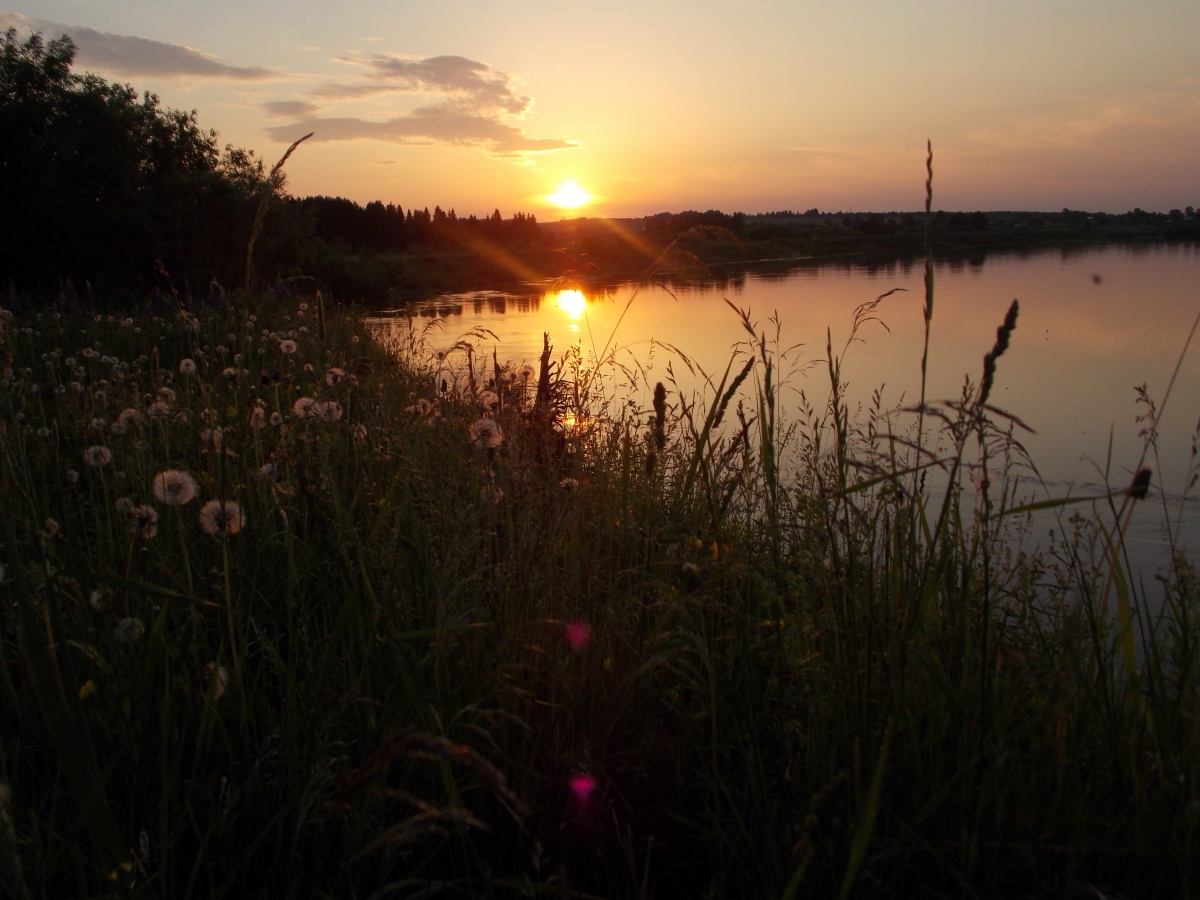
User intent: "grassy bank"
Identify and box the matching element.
[1,267,1198,897]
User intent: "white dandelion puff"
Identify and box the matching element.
[468,417,503,450]
[198,499,245,537]
[84,445,112,467]
[152,469,199,506]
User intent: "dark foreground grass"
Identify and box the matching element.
[0,269,1198,899]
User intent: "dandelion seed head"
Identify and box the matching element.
[315,400,342,422]
[114,617,144,643]
[152,469,198,506]
[199,499,245,537]
[201,662,229,700]
[293,396,318,418]
[129,504,159,539]
[84,445,112,467]
[468,417,503,450]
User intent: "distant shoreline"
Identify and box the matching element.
[372,218,1198,305]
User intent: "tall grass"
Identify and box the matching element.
[1,199,1198,898]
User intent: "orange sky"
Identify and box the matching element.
[4,3,1199,218]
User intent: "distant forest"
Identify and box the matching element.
[3,27,1198,307]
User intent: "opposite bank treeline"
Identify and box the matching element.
[4,27,1199,308]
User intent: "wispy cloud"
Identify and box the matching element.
[267,52,575,156]
[0,13,272,80]
[265,112,575,154]
[0,15,574,157]
[262,100,321,119]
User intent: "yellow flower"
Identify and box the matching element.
[79,680,97,701]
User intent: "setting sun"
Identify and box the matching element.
[546,179,592,210]
[554,288,587,319]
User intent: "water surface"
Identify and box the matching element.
[372,244,1200,576]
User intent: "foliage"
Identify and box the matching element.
[0,258,1197,897]
[0,29,308,301]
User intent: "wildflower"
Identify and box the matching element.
[351,423,367,440]
[84,445,112,467]
[110,422,128,436]
[248,405,266,429]
[117,408,141,427]
[221,366,238,380]
[325,367,346,387]
[268,411,283,427]
[36,426,50,438]
[40,518,60,541]
[200,662,229,700]
[279,339,297,355]
[405,398,436,418]
[114,617,144,643]
[158,387,176,402]
[179,358,197,376]
[79,680,97,701]
[257,463,279,481]
[115,497,134,514]
[152,469,198,506]
[145,400,170,418]
[88,588,111,611]
[293,396,318,418]
[559,477,580,492]
[478,390,499,413]
[199,499,245,537]
[65,468,79,485]
[199,427,224,451]
[468,417,503,450]
[314,400,342,422]
[128,504,159,540]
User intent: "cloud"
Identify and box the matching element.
[265,112,576,154]
[0,13,272,80]
[266,52,575,156]
[263,100,320,119]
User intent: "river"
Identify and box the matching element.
[370,243,1200,582]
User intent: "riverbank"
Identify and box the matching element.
[316,212,1200,304]
[1,290,1197,897]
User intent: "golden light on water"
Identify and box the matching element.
[546,179,592,210]
[555,288,587,319]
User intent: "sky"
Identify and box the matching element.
[3,2,1199,218]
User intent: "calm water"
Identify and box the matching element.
[372,243,1200,578]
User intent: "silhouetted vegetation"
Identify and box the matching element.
[0,28,312,301]
[3,24,1198,309]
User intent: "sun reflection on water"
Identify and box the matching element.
[554,289,587,320]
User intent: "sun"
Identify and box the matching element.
[554,288,587,319]
[546,179,592,210]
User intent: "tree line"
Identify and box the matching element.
[298,196,542,253]
[0,29,545,305]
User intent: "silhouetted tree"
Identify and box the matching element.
[1,27,306,301]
